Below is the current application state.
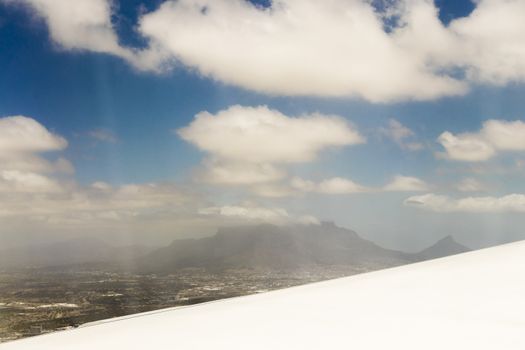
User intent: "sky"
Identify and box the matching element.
[1,0,525,251]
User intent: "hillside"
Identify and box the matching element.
[137,222,414,273]
[416,235,470,260]
[0,225,472,273]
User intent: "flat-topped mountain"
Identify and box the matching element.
[137,222,414,273]
[0,224,471,273]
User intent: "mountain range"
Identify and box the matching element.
[137,222,413,273]
[0,222,470,273]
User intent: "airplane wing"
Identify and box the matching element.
[2,241,525,349]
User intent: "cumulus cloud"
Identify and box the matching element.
[383,175,429,192]
[178,105,363,187]
[8,0,525,102]
[137,0,466,102]
[0,180,209,235]
[437,131,495,162]
[251,177,369,197]
[88,128,118,144]
[404,193,525,213]
[316,177,369,194]
[287,176,369,195]
[481,119,525,150]
[380,119,424,151]
[4,0,167,71]
[437,119,525,162]
[390,0,525,87]
[178,105,363,164]
[54,157,75,174]
[249,183,298,198]
[0,170,62,193]
[6,0,126,53]
[381,119,413,143]
[0,115,71,177]
[0,116,199,226]
[288,175,428,196]
[198,160,286,186]
[91,181,112,191]
[136,0,525,100]
[0,116,319,239]
[199,204,319,225]
[199,205,290,222]
[446,0,525,85]
[0,115,66,154]
[455,177,487,192]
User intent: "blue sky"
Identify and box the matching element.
[1,0,525,250]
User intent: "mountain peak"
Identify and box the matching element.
[433,235,458,245]
[418,235,470,260]
[139,223,408,273]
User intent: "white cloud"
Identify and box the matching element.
[135,0,525,100]
[481,120,525,151]
[0,115,323,237]
[392,0,525,87]
[0,117,322,235]
[382,119,413,143]
[0,115,71,175]
[438,120,525,162]
[179,105,363,187]
[199,205,290,222]
[0,115,66,154]
[9,0,126,53]
[247,176,369,197]
[250,183,297,198]
[54,157,75,174]
[91,181,112,191]
[288,175,428,196]
[0,180,201,221]
[316,177,369,194]
[178,105,363,164]
[383,175,429,192]
[295,215,321,225]
[447,0,525,85]
[8,0,525,102]
[380,119,424,151]
[138,0,465,102]
[437,132,495,162]
[0,170,62,193]
[0,154,65,174]
[269,176,369,195]
[199,204,319,225]
[198,159,286,186]
[88,128,118,144]
[5,0,167,71]
[404,193,525,213]
[0,116,188,223]
[404,142,425,152]
[456,178,487,192]
[289,177,317,193]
